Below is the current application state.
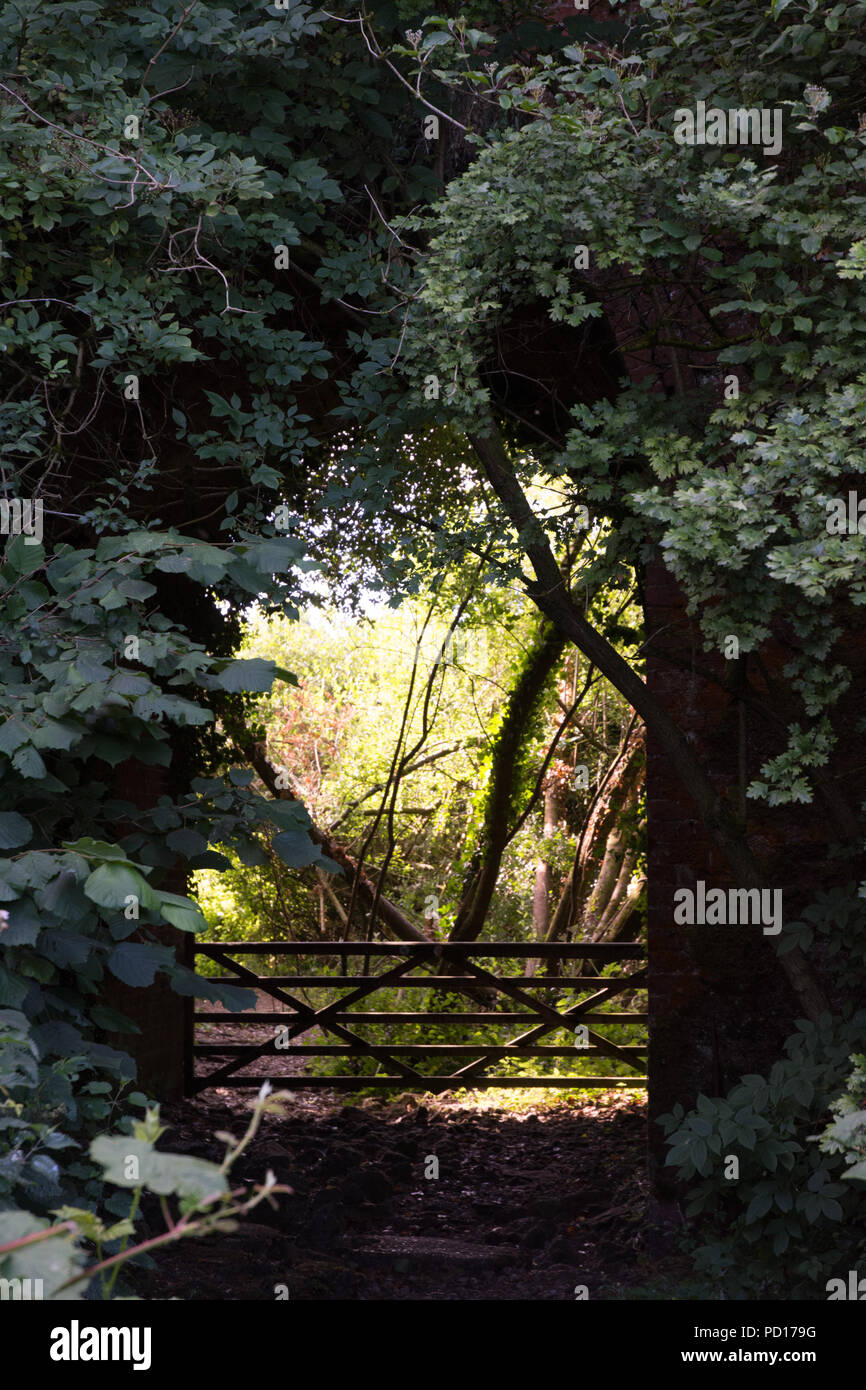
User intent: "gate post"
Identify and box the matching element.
[101,757,191,1100]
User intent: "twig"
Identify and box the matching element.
[0,297,91,315]
[0,1221,79,1256]
[349,9,469,134]
[0,81,162,204]
[160,215,257,315]
[140,0,201,95]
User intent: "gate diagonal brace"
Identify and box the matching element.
[259,948,441,1044]
[194,946,435,1089]
[452,963,648,1080]
[196,949,424,1088]
[446,963,648,1083]
[191,944,647,1093]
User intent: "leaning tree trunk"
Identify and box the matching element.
[468,416,830,1023]
[448,617,566,941]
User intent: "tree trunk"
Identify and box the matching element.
[532,784,557,939]
[592,842,638,940]
[449,617,566,941]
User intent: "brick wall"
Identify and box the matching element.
[644,558,866,1190]
[644,563,792,1189]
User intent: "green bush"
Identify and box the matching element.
[0,1080,292,1300]
[815,1053,866,1183]
[659,887,866,1298]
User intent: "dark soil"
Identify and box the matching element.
[128,1077,690,1301]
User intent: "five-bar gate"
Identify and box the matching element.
[186,940,647,1095]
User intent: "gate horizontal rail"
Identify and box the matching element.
[187,941,647,1096]
[193,941,645,956]
[203,976,634,987]
[202,1077,645,1089]
[194,1011,646,1023]
[196,1045,647,1056]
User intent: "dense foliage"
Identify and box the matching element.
[659,890,866,1297]
[0,526,335,1286]
[2,0,866,1300]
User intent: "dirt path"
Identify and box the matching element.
[130,1084,686,1301]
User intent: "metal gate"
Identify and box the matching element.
[186,940,647,1095]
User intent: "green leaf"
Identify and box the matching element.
[12,745,46,780]
[0,873,21,902]
[0,1210,87,1300]
[264,799,310,830]
[0,719,29,755]
[116,578,156,600]
[84,863,160,911]
[106,942,170,987]
[89,1136,228,1202]
[0,812,32,849]
[62,837,132,862]
[155,891,208,933]
[30,719,81,751]
[2,899,41,945]
[228,768,255,786]
[4,535,45,573]
[110,672,151,696]
[272,829,320,868]
[166,828,209,857]
[211,658,283,692]
[232,839,269,868]
[247,539,303,574]
[188,850,232,870]
[0,966,29,1008]
[745,1191,773,1222]
[89,1005,141,1034]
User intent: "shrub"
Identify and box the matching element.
[0,1080,292,1300]
[658,887,866,1298]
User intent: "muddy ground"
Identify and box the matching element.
[128,1065,689,1301]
